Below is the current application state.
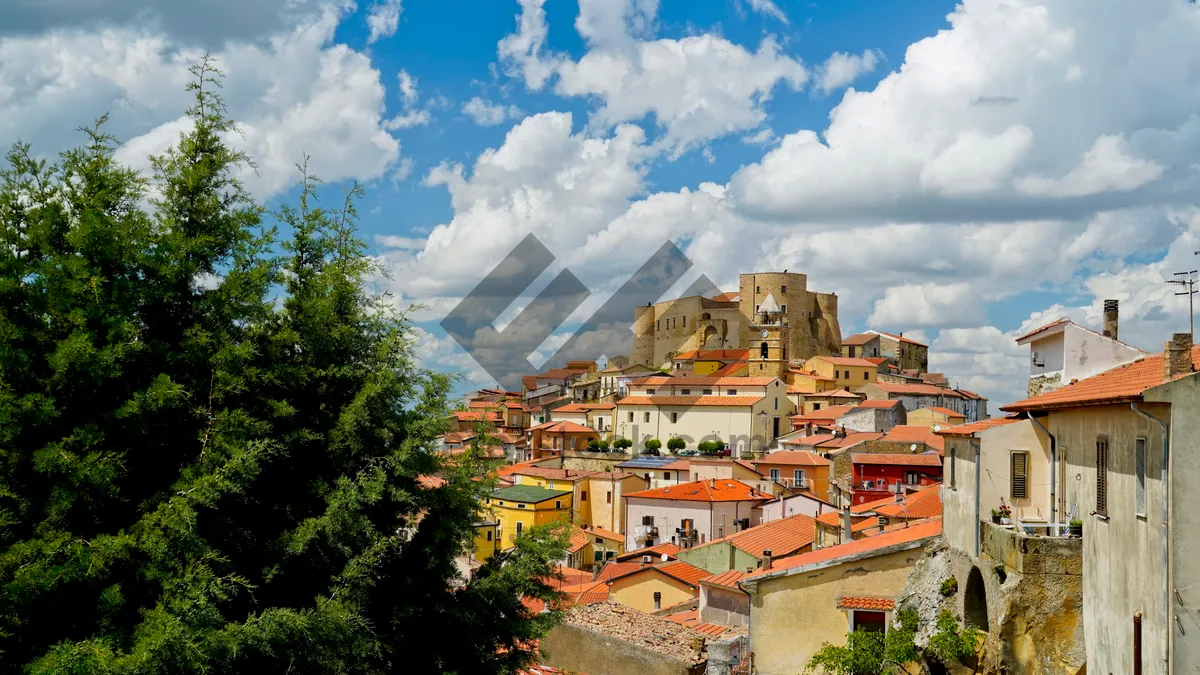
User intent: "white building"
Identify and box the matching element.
[1016,300,1146,398]
[623,478,771,551]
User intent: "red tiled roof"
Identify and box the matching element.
[781,433,836,448]
[810,356,881,368]
[710,361,749,377]
[710,292,739,302]
[603,559,712,587]
[851,452,943,467]
[624,479,771,503]
[581,525,623,542]
[701,569,749,589]
[616,542,681,562]
[865,357,889,366]
[616,395,765,407]
[789,370,836,383]
[539,368,587,380]
[841,333,880,346]
[528,420,597,433]
[838,595,896,611]
[920,406,964,417]
[868,381,958,397]
[695,513,816,558]
[873,485,943,519]
[791,405,857,422]
[936,417,1022,437]
[753,451,830,467]
[850,399,903,409]
[747,518,942,579]
[497,458,555,477]
[665,609,699,625]
[553,403,616,414]
[1004,344,1200,412]
[417,475,446,489]
[594,562,643,583]
[631,375,780,386]
[810,389,861,399]
[691,622,736,637]
[522,376,539,391]
[881,425,946,452]
[873,331,928,347]
[453,410,503,421]
[819,432,885,449]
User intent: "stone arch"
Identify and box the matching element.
[701,325,721,348]
[701,312,711,320]
[964,567,989,631]
[760,341,769,359]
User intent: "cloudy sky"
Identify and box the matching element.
[4,0,1200,408]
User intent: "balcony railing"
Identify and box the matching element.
[771,477,808,489]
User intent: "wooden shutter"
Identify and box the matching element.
[1011,452,1028,499]
[1096,436,1109,516]
[950,448,957,489]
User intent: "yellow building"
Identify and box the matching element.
[906,406,966,428]
[473,520,499,562]
[566,524,626,570]
[802,355,879,391]
[487,484,572,548]
[508,467,647,533]
[742,518,942,675]
[602,559,712,612]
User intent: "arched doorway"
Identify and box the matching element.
[702,325,720,348]
[964,567,989,631]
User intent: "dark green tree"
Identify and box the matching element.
[0,56,565,674]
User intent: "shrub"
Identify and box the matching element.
[940,576,959,596]
[613,438,633,450]
[927,611,981,665]
[598,439,611,450]
[588,438,602,451]
[667,438,686,452]
[644,438,662,452]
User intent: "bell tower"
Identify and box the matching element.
[748,293,790,380]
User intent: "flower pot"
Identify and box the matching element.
[1069,524,1082,538]
[991,515,1001,524]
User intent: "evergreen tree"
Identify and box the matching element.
[0,56,566,674]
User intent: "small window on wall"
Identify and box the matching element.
[629,412,635,422]
[644,412,651,423]
[516,522,523,535]
[486,530,493,541]
[681,389,691,395]
[581,491,588,501]
[703,389,713,395]
[781,286,787,293]
[555,501,562,509]
[1135,437,1147,516]
[781,304,787,313]
[1010,452,1029,499]
[671,412,678,423]
[950,448,957,489]
[727,389,737,395]
[1096,435,1109,516]
[653,592,662,610]
[864,372,869,380]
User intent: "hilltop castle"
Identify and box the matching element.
[629,272,842,376]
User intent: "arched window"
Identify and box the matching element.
[760,342,769,359]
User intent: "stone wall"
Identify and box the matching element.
[561,450,635,472]
[898,531,1085,675]
[1027,373,1062,398]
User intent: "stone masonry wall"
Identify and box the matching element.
[541,603,709,675]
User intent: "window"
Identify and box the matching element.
[852,611,887,634]
[647,389,655,395]
[781,285,787,293]
[864,371,869,380]
[555,500,562,509]
[569,438,576,449]
[813,403,822,410]
[755,305,760,313]
[657,320,660,330]
[1135,437,1147,516]
[950,448,957,489]
[1010,452,1028,499]
[834,370,840,379]
[653,592,662,610]
[681,518,694,532]
[594,551,604,562]
[683,316,686,327]
[906,471,920,485]
[517,503,526,509]
[681,389,691,395]
[664,472,672,480]
[727,389,736,395]
[1096,436,1109,516]
[671,412,678,423]
[486,530,493,541]
[607,491,613,504]
[644,412,651,423]
[794,469,805,485]
[769,468,780,481]
[581,491,587,501]
[756,286,760,293]
[775,398,779,411]
[629,412,635,422]
[516,522,523,535]
[642,515,654,526]
[703,388,713,395]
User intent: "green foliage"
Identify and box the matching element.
[1069,518,1082,527]
[927,611,981,665]
[613,438,633,450]
[588,438,602,450]
[597,439,610,450]
[884,609,920,665]
[644,438,662,452]
[940,576,959,596]
[805,629,886,675]
[666,438,686,452]
[0,57,565,674]
[697,439,727,455]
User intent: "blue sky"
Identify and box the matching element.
[2,0,1200,407]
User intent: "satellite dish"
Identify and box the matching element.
[660,554,669,562]
[910,443,917,451]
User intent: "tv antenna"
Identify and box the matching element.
[1167,268,1198,338]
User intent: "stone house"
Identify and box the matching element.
[835,399,906,432]
[1016,300,1146,398]
[1000,332,1200,674]
[597,362,659,399]
[842,330,929,373]
[906,405,965,428]
[741,518,943,675]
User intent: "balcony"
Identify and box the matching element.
[771,477,808,490]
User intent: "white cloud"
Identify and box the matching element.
[397,69,418,103]
[462,97,522,126]
[742,127,776,145]
[498,0,808,154]
[746,0,788,25]
[1014,134,1165,197]
[366,0,402,44]
[815,49,880,93]
[382,69,433,130]
[869,282,983,328]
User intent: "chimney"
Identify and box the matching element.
[762,549,773,570]
[877,515,887,533]
[842,505,853,540]
[710,478,716,488]
[641,555,652,567]
[1165,333,1194,379]
[1103,299,1119,340]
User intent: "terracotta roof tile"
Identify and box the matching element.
[691,622,736,637]
[527,420,597,433]
[791,405,857,422]
[838,595,896,611]
[868,381,958,397]
[602,559,711,587]
[874,485,943,519]
[881,425,946,452]
[841,333,880,346]
[818,432,885,449]
[616,395,765,406]
[672,349,750,361]
[624,479,772,503]
[1004,343,1200,412]
[693,513,817,558]
[753,451,831,467]
[709,361,749,377]
[851,452,943,467]
[701,569,750,589]
[665,609,699,625]
[630,375,780,386]
[539,368,588,380]
[871,330,928,347]
[1014,317,1071,343]
[594,562,643,583]
[849,399,903,409]
[452,410,503,421]
[522,376,539,391]
[810,356,882,368]
[747,518,942,579]
[936,417,1022,437]
[615,542,681,562]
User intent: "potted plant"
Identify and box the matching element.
[997,503,1012,525]
[990,509,1002,524]
[643,438,662,455]
[667,437,686,454]
[1069,519,1082,538]
[613,438,633,452]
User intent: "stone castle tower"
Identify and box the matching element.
[747,293,790,380]
[629,271,842,368]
